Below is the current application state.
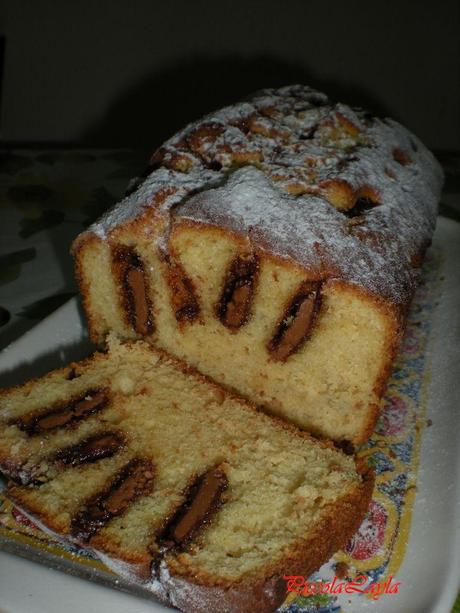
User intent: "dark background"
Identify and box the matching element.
[0,0,459,154]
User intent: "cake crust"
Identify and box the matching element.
[74,84,442,310]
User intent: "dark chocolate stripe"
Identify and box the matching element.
[217,253,258,330]
[268,281,322,361]
[71,458,155,542]
[12,388,110,435]
[1,431,125,487]
[53,431,126,467]
[160,468,228,548]
[166,260,200,324]
[113,246,154,336]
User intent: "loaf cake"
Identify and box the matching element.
[0,337,373,613]
[72,85,443,446]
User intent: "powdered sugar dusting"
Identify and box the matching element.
[176,157,438,305]
[91,167,222,238]
[87,85,443,305]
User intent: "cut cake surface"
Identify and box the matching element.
[0,337,373,613]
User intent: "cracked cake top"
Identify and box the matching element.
[85,84,443,306]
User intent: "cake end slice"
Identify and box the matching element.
[0,337,374,613]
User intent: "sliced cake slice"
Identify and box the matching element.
[0,337,373,613]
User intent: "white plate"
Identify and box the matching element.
[0,217,459,613]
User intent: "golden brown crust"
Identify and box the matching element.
[72,233,106,345]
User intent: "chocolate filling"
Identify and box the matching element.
[13,388,110,435]
[160,468,228,548]
[71,458,155,541]
[113,246,154,336]
[53,431,125,467]
[217,253,258,330]
[268,282,322,361]
[166,261,200,324]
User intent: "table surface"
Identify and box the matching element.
[0,147,459,613]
